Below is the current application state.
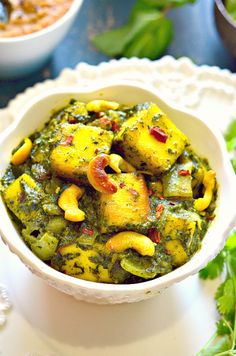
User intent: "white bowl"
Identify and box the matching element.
[0,82,235,304]
[0,0,83,78]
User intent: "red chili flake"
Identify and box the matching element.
[61,135,74,146]
[128,188,138,196]
[111,121,120,132]
[100,117,110,126]
[68,116,76,124]
[149,127,168,143]
[159,196,164,200]
[178,169,191,176]
[95,111,105,118]
[155,204,164,219]
[148,189,153,196]
[119,182,125,188]
[206,215,215,221]
[95,148,100,154]
[148,228,161,243]
[19,191,26,203]
[82,227,94,236]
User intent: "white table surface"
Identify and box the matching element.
[0,236,219,356]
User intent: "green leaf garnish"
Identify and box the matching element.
[91,0,196,59]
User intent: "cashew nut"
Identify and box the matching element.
[194,170,216,212]
[58,184,85,222]
[11,138,33,165]
[86,100,119,112]
[106,231,156,257]
[87,154,118,194]
[109,154,136,174]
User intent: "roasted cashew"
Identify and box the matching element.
[194,170,216,212]
[106,231,155,257]
[87,154,118,194]
[109,154,136,174]
[86,100,119,112]
[11,138,32,165]
[58,184,85,222]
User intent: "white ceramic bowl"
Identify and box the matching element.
[0,0,83,78]
[0,82,235,304]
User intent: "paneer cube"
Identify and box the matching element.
[114,104,188,174]
[50,124,113,181]
[52,243,113,283]
[3,173,43,224]
[162,210,202,241]
[165,240,188,266]
[98,173,150,233]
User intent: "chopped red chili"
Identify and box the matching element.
[111,121,120,132]
[149,127,168,143]
[159,196,164,200]
[95,111,105,118]
[155,204,164,219]
[119,182,125,188]
[68,116,76,124]
[178,169,191,176]
[148,189,153,196]
[128,188,138,196]
[100,117,110,126]
[82,227,94,236]
[148,228,161,243]
[61,135,74,146]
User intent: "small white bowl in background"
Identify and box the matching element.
[0,82,235,304]
[0,0,83,78]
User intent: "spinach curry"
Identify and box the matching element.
[1,100,217,284]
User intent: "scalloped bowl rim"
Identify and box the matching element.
[0,81,235,302]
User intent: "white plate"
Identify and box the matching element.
[0,56,235,356]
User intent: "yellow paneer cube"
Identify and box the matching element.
[165,240,188,266]
[52,243,113,283]
[162,210,202,240]
[50,124,113,180]
[99,173,150,233]
[3,173,43,224]
[114,104,188,174]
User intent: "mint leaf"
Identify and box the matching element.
[92,0,196,59]
[199,253,225,280]
[123,16,173,59]
[92,10,162,57]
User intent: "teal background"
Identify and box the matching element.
[0,0,235,108]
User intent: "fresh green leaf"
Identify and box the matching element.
[215,280,227,301]
[92,10,162,57]
[217,278,235,316]
[231,158,236,173]
[216,320,231,336]
[199,252,225,280]
[92,0,196,59]
[225,120,236,142]
[123,16,173,59]
[133,0,196,11]
[197,335,232,356]
[226,137,236,152]
[225,0,236,20]
[225,230,236,251]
